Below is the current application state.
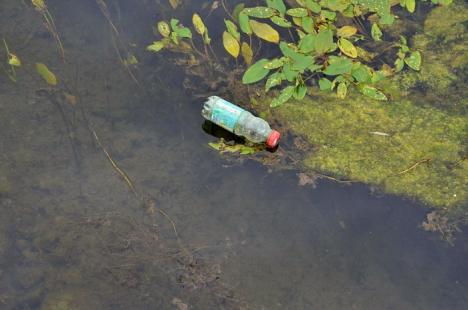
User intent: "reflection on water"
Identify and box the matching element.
[0,0,467,309]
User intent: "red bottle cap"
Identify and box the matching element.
[266,130,280,148]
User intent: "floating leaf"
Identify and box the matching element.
[394,58,405,72]
[286,8,308,17]
[279,42,314,71]
[323,56,352,75]
[271,85,294,107]
[305,0,321,13]
[301,16,314,33]
[406,0,416,13]
[299,34,316,53]
[264,58,285,69]
[294,83,307,100]
[241,42,253,65]
[225,19,241,42]
[337,25,357,37]
[223,31,240,58]
[242,7,276,18]
[157,21,171,37]
[249,20,280,43]
[359,84,387,101]
[36,63,57,85]
[232,3,245,22]
[192,13,205,35]
[404,51,421,71]
[371,23,382,41]
[8,53,21,67]
[270,16,292,28]
[314,29,334,54]
[242,59,270,84]
[175,27,192,38]
[147,41,165,52]
[352,64,372,83]
[320,10,336,20]
[336,82,347,99]
[238,13,252,35]
[319,78,333,91]
[338,38,358,58]
[267,0,287,15]
[265,71,283,92]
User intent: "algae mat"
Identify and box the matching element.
[273,93,467,209]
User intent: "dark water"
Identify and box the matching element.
[0,0,467,309]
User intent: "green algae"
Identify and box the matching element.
[264,90,467,209]
[396,1,468,111]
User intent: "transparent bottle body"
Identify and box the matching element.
[202,96,272,143]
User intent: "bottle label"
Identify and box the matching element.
[211,98,244,132]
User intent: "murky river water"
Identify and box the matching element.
[0,0,467,309]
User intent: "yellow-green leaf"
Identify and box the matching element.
[192,13,205,35]
[8,53,21,67]
[371,23,382,41]
[406,0,415,13]
[36,63,57,86]
[337,25,357,37]
[338,38,357,58]
[157,21,171,37]
[223,31,240,58]
[337,82,347,99]
[147,41,165,52]
[241,42,253,65]
[249,20,279,43]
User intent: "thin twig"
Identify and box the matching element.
[394,158,432,176]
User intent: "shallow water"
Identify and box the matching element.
[0,0,467,309]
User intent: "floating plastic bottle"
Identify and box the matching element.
[202,96,280,148]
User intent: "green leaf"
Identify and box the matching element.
[358,84,387,101]
[225,19,241,41]
[320,10,336,20]
[323,56,352,75]
[147,41,165,52]
[338,38,357,58]
[271,86,295,107]
[239,13,252,35]
[279,42,314,71]
[242,7,276,18]
[406,0,415,12]
[286,8,309,17]
[265,71,283,92]
[351,63,372,83]
[267,0,287,15]
[301,16,315,33]
[242,59,271,84]
[249,20,280,43]
[175,27,192,39]
[264,58,285,69]
[337,25,357,38]
[394,58,405,72]
[270,16,292,28]
[282,62,299,82]
[319,78,333,91]
[36,63,57,85]
[336,82,347,99]
[315,29,334,54]
[294,83,307,100]
[299,34,316,53]
[404,51,421,71]
[232,3,245,22]
[305,0,321,13]
[371,23,382,41]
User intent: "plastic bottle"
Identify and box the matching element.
[202,96,280,148]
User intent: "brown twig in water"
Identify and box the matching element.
[394,158,432,176]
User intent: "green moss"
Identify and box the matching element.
[267,91,467,209]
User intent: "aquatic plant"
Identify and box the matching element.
[147,0,451,106]
[1,38,21,82]
[31,0,65,62]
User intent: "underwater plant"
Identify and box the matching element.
[1,38,21,82]
[147,0,452,106]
